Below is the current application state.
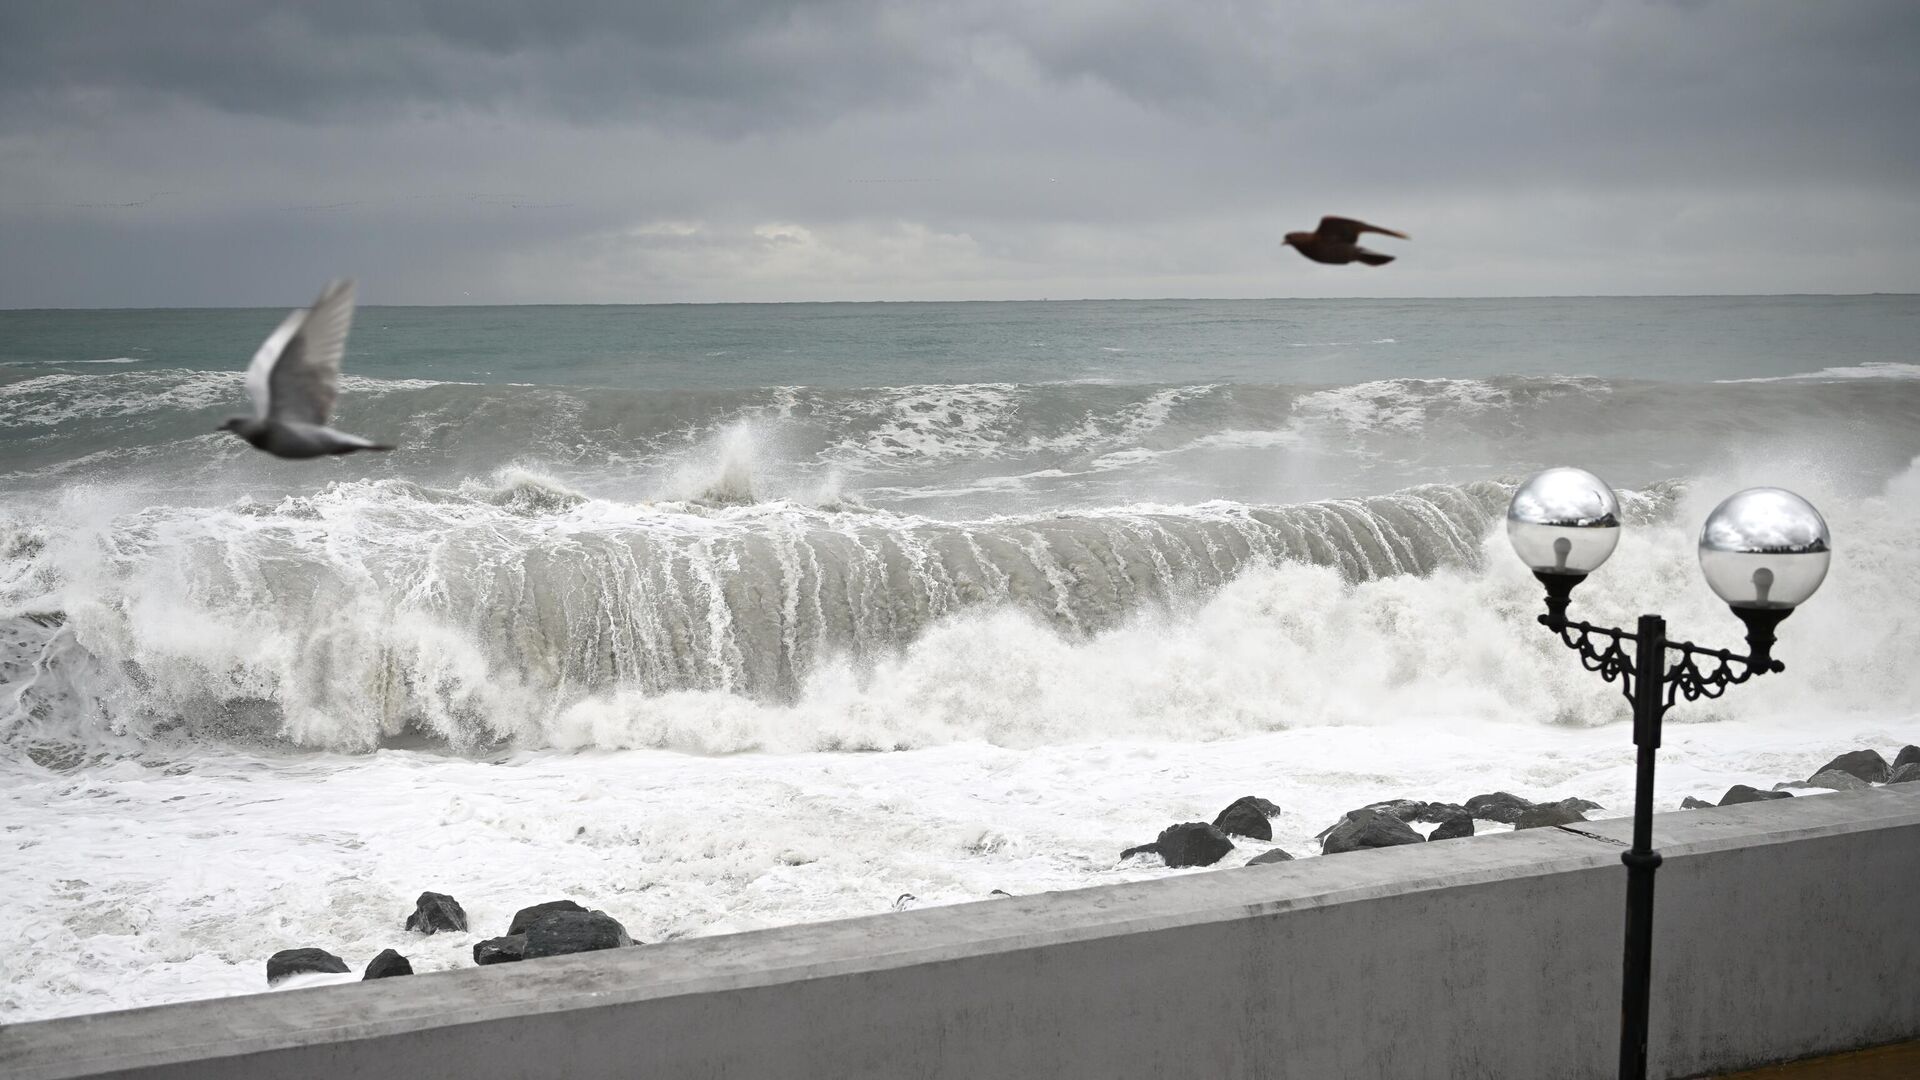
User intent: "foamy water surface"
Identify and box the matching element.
[2,297,1917,1022]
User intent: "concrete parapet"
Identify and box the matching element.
[4,786,1916,1079]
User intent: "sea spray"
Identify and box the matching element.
[4,469,1914,755]
[1,480,1512,750]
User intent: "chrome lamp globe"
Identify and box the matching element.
[1507,466,1622,626]
[1698,487,1831,669]
[1505,470,1829,1080]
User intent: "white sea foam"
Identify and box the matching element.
[830,383,1023,461]
[3,356,1918,1024]
[0,369,451,427]
[1717,362,1920,383]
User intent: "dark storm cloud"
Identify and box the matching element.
[2,0,1917,305]
[0,0,955,130]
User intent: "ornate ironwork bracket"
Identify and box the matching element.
[1540,614,1639,706]
[1537,614,1782,718]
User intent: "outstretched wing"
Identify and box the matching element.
[1315,216,1409,244]
[243,307,306,421]
[266,279,355,426]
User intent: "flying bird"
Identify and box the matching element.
[1283,216,1409,266]
[219,279,394,458]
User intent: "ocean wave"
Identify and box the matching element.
[1,477,1521,752]
[1716,362,1920,384]
[4,461,1917,759]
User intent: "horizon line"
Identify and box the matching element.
[4,291,1917,313]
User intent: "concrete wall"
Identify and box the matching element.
[4,786,1916,1080]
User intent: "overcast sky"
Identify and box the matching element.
[2,1,1917,307]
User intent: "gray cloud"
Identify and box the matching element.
[0,1,956,130]
[1,0,1917,306]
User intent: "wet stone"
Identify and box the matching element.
[508,899,589,936]
[1722,785,1792,805]
[1811,750,1889,785]
[1212,796,1280,840]
[1322,809,1423,854]
[473,935,527,966]
[363,949,413,980]
[405,891,468,935]
[523,911,635,958]
[1514,803,1588,830]
[267,947,348,985]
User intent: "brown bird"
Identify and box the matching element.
[1283,216,1409,266]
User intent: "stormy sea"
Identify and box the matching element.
[3,295,1917,1020]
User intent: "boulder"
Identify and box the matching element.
[1119,842,1161,861]
[1798,769,1871,792]
[1315,799,1430,842]
[1321,809,1423,854]
[1416,802,1471,824]
[1894,745,1920,772]
[266,947,349,985]
[405,891,468,935]
[1722,785,1792,805]
[1246,848,1296,866]
[1514,803,1588,830]
[523,911,635,958]
[1211,796,1280,840]
[1357,799,1428,822]
[1550,797,1603,815]
[1139,822,1235,868]
[1811,750,1890,785]
[508,899,589,936]
[1887,762,1920,785]
[1681,796,1714,810]
[1465,792,1535,824]
[363,949,413,980]
[1428,816,1475,841]
[473,935,526,966]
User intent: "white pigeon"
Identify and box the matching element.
[220,279,393,458]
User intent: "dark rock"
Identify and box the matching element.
[1681,796,1714,810]
[1550,797,1603,815]
[988,889,1014,899]
[1211,796,1280,840]
[266,947,349,985]
[1811,750,1890,785]
[1428,816,1475,841]
[508,899,589,936]
[1514,803,1587,830]
[1887,762,1920,785]
[405,891,468,935]
[1315,799,1432,842]
[1124,824,1238,868]
[1465,792,1535,824]
[1799,769,1871,792]
[1150,822,1235,868]
[1358,798,1428,822]
[1321,809,1424,854]
[1415,802,1471,824]
[1894,745,1920,771]
[363,949,413,980]
[1246,848,1295,866]
[473,935,527,965]
[523,911,635,958]
[1721,784,1792,806]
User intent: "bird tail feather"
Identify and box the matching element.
[1356,251,1395,266]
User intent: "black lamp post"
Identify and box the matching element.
[1505,469,1832,1080]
